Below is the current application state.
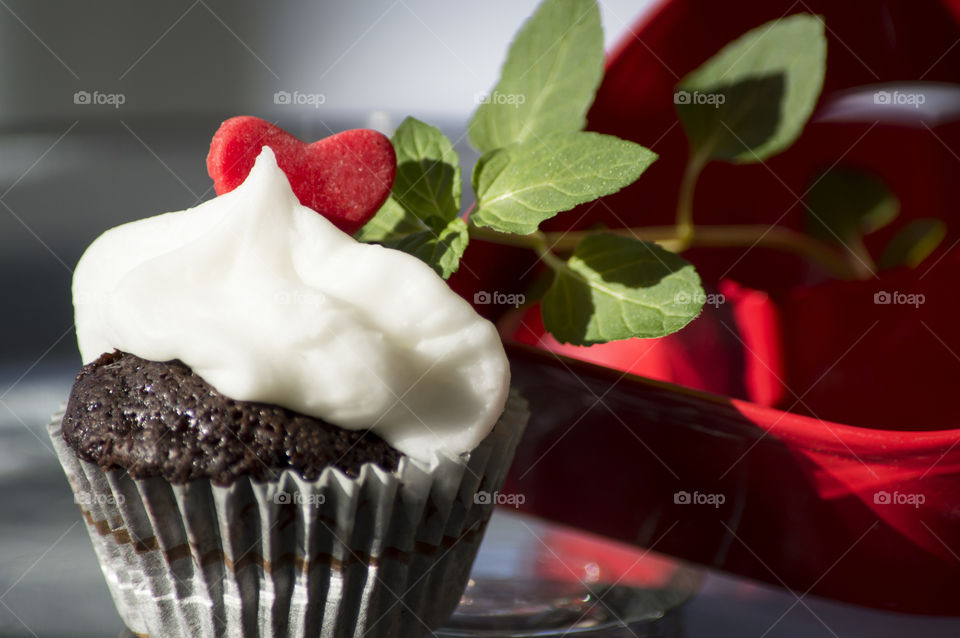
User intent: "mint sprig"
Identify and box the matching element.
[392,116,461,223]
[355,196,421,243]
[468,0,604,153]
[805,167,899,243]
[880,219,946,270]
[542,235,704,345]
[359,2,931,348]
[804,167,898,277]
[358,117,468,279]
[388,218,469,280]
[675,14,827,164]
[359,0,701,344]
[802,167,946,274]
[471,133,657,235]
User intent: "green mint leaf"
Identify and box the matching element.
[356,118,468,279]
[880,219,946,270]
[392,116,461,223]
[471,132,657,235]
[468,0,604,153]
[542,234,704,345]
[354,196,423,243]
[385,218,469,279]
[805,167,899,243]
[675,14,826,163]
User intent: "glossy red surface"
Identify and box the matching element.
[455,0,960,615]
[504,343,960,614]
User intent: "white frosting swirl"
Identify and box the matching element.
[73,148,510,464]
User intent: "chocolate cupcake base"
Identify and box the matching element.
[49,392,528,638]
[61,351,403,484]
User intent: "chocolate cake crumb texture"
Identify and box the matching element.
[62,351,401,485]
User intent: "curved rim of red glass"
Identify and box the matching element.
[508,341,960,458]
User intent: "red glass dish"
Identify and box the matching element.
[450,0,960,615]
[503,341,960,615]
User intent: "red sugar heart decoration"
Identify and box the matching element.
[207,116,396,235]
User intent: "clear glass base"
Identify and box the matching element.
[436,510,701,637]
[437,578,690,637]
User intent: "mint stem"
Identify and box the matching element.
[467,225,568,276]
[468,223,857,279]
[531,231,570,272]
[846,234,878,278]
[674,152,708,249]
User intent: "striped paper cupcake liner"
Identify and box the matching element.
[49,391,528,638]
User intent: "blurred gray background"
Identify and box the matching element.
[0,0,649,373]
[0,0,649,123]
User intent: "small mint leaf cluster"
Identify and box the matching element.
[356,117,467,279]
[672,13,943,275]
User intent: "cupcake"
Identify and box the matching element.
[51,131,527,637]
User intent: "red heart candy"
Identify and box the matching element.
[207,116,396,235]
